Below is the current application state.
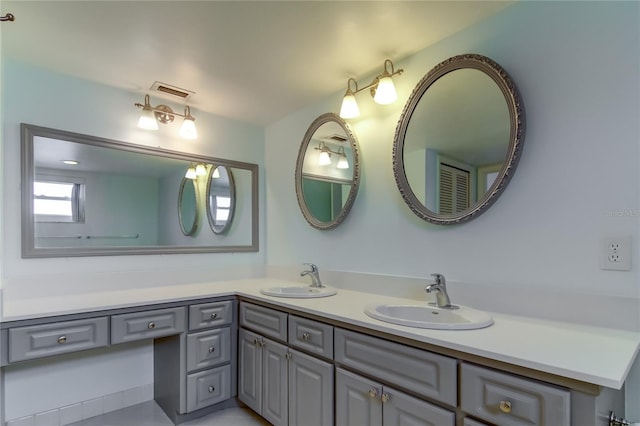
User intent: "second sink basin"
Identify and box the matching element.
[260,286,337,298]
[364,303,493,330]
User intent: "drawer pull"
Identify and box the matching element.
[147,322,156,329]
[208,386,215,393]
[368,388,378,399]
[210,313,218,320]
[57,335,67,344]
[499,400,512,414]
[302,332,311,341]
[381,393,390,403]
[208,346,215,353]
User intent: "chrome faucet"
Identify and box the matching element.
[425,273,457,309]
[300,263,324,288]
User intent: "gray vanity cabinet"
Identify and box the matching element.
[238,302,334,426]
[335,361,455,426]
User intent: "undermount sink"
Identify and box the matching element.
[260,285,337,298]
[364,303,493,330]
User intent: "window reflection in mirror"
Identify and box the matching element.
[207,165,235,235]
[22,124,258,257]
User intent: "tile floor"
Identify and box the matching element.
[68,401,269,426]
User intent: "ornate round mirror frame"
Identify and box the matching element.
[206,165,236,235]
[393,53,525,225]
[295,112,361,230]
[178,176,199,236]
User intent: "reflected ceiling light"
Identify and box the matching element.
[195,163,207,176]
[339,59,403,119]
[62,160,79,165]
[336,147,349,170]
[212,167,221,179]
[135,94,198,139]
[317,142,332,166]
[185,165,197,180]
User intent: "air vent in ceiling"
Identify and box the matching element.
[323,134,348,143]
[150,81,195,101]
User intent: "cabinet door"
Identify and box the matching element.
[289,349,334,426]
[382,386,455,426]
[238,328,262,414]
[263,339,289,426]
[336,368,382,426]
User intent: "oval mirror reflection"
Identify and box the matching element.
[178,176,199,236]
[393,54,525,225]
[295,113,360,230]
[207,165,236,234]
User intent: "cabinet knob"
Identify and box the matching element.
[210,313,218,320]
[302,332,311,341]
[208,386,215,393]
[285,352,292,360]
[368,388,378,399]
[381,393,390,403]
[57,335,67,344]
[499,400,512,414]
[208,346,215,353]
[147,321,156,329]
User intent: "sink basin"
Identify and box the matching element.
[364,303,493,330]
[260,286,337,298]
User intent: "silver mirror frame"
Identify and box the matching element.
[21,123,259,257]
[178,176,199,236]
[393,54,525,225]
[206,165,236,235]
[295,112,361,230]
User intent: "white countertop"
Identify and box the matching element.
[2,278,639,390]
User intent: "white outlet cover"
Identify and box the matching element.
[601,236,632,271]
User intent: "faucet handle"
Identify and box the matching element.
[430,273,446,286]
[303,263,318,272]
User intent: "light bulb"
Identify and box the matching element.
[185,166,197,179]
[180,117,197,139]
[318,151,332,166]
[337,154,349,169]
[373,75,397,104]
[138,106,158,130]
[339,92,360,119]
[195,164,207,176]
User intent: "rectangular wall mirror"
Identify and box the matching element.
[21,123,259,258]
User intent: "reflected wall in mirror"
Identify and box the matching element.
[207,165,235,235]
[21,123,258,257]
[393,54,525,225]
[295,113,360,230]
[178,176,199,236]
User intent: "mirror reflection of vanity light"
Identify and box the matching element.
[185,165,197,179]
[336,147,349,169]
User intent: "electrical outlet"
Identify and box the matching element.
[600,236,631,271]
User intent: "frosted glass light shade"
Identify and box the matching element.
[180,118,197,139]
[318,151,332,166]
[138,108,159,130]
[195,164,207,176]
[373,75,397,104]
[185,166,197,179]
[339,93,360,119]
[337,155,349,169]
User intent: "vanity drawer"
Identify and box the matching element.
[186,364,232,412]
[460,363,570,426]
[187,328,231,372]
[111,307,186,344]
[288,315,333,359]
[334,328,457,406]
[9,317,108,363]
[189,300,234,331]
[239,302,287,342]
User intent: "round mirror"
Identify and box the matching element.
[295,112,361,230]
[178,176,199,236]
[393,54,525,225]
[206,164,235,234]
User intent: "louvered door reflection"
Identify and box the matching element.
[439,163,470,214]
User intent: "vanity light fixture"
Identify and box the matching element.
[315,142,349,169]
[339,59,404,119]
[195,163,207,176]
[185,165,197,180]
[135,94,198,139]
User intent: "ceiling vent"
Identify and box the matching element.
[324,134,348,143]
[150,81,195,101]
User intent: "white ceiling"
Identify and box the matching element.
[2,1,513,126]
